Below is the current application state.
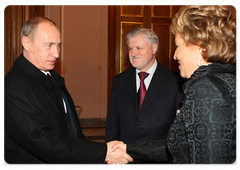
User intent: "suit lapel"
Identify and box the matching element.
[127,69,138,115]
[138,63,165,116]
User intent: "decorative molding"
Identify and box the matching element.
[120,5,144,17]
[151,5,173,18]
[151,23,172,68]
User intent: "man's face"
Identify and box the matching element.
[128,34,157,72]
[25,22,61,71]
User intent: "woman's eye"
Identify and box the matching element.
[175,45,179,49]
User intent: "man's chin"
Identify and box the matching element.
[131,61,142,69]
[46,65,55,71]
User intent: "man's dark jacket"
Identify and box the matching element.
[5,54,106,163]
[105,62,184,144]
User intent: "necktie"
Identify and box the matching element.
[47,73,53,80]
[138,72,149,112]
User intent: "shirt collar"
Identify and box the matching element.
[41,70,51,76]
[136,59,157,75]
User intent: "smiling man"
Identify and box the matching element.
[5,16,133,164]
[105,27,184,149]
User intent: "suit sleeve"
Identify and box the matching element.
[105,77,121,142]
[5,84,107,163]
[127,140,169,163]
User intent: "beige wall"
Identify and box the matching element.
[45,6,108,119]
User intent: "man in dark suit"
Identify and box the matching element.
[5,16,132,164]
[105,27,183,144]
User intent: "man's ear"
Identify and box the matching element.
[21,36,30,50]
[152,43,158,55]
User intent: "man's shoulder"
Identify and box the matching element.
[114,67,135,80]
[156,63,183,82]
[156,63,176,75]
[5,66,31,91]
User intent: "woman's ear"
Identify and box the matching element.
[199,47,206,54]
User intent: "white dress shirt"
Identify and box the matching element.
[136,59,157,92]
[40,70,50,76]
[41,70,67,114]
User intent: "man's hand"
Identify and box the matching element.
[105,141,133,164]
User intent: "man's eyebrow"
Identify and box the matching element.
[44,42,62,45]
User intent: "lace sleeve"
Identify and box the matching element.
[127,139,169,163]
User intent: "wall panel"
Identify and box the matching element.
[152,23,171,68]
[49,6,108,119]
[121,5,144,17]
[151,6,172,18]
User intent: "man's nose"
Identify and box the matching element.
[130,48,137,56]
[52,46,60,58]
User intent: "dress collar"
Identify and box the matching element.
[183,62,236,94]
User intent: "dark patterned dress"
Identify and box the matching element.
[127,63,236,164]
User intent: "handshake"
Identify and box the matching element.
[105,141,133,164]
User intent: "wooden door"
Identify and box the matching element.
[4,6,45,75]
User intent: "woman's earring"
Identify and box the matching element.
[197,59,201,66]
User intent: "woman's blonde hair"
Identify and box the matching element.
[171,5,236,64]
